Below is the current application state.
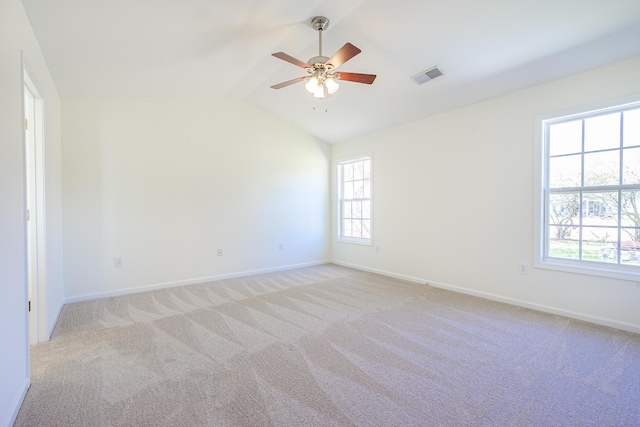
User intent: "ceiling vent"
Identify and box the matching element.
[411,66,443,85]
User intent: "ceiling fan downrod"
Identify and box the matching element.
[311,16,330,57]
[309,16,331,66]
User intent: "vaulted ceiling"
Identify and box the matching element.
[22,0,640,143]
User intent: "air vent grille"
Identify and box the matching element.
[411,66,443,85]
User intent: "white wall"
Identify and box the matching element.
[62,97,330,300]
[332,55,640,333]
[0,0,64,426]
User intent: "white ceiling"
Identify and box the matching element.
[22,0,640,143]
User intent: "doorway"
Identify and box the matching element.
[24,67,46,345]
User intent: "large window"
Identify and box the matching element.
[338,155,372,244]
[538,98,640,280]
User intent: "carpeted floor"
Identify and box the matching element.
[15,264,640,426]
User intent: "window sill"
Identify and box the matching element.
[536,258,640,282]
[337,237,372,246]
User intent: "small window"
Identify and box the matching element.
[537,98,640,280]
[338,155,372,244]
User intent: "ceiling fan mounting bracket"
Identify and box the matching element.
[311,16,329,32]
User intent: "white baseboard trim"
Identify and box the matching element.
[2,377,29,427]
[332,260,640,335]
[332,260,428,285]
[64,260,331,304]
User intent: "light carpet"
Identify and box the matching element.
[15,264,640,426]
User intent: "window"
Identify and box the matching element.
[338,155,372,244]
[537,97,640,280]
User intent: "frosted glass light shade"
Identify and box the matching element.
[313,84,327,99]
[305,77,319,93]
[325,78,339,95]
[305,73,339,99]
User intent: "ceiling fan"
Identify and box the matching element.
[270,16,376,99]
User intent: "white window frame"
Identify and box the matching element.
[534,94,640,282]
[337,153,373,245]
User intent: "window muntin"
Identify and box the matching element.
[542,102,640,278]
[338,155,372,244]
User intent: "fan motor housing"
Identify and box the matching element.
[307,56,330,67]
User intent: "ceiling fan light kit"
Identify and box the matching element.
[271,16,376,100]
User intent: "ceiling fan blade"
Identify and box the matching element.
[326,43,361,69]
[272,52,309,69]
[336,72,376,84]
[270,76,307,89]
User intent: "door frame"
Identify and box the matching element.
[23,58,47,345]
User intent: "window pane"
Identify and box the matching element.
[344,181,354,199]
[342,201,352,219]
[584,150,619,187]
[582,192,618,226]
[623,108,640,147]
[343,219,352,236]
[621,230,640,265]
[580,226,618,264]
[621,250,640,265]
[362,220,371,238]
[597,246,619,263]
[621,229,640,245]
[362,200,371,219]
[353,181,364,198]
[548,222,578,241]
[549,120,582,156]
[363,181,371,198]
[352,220,362,237]
[353,201,362,219]
[582,226,618,262]
[344,163,354,181]
[549,193,579,226]
[548,229,579,259]
[621,191,640,228]
[584,112,621,152]
[549,154,581,188]
[363,160,371,179]
[353,161,364,180]
[623,147,640,185]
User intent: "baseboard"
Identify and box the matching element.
[332,260,640,335]
[332,260,428,285]
[2,377,29,427]
[64,260,331,304]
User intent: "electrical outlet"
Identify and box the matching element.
[114,258,123,268]
[279,243,284,251]
[217,249,223,257]
[519,263,528,275]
